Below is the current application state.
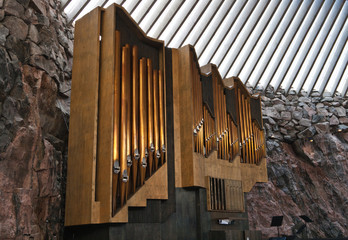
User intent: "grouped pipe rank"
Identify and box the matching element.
[197,71,265,165]
[112,31,166,214]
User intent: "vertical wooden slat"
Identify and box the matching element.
[98,4,117,220]
[65,7,101,226]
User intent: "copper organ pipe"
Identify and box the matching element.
[243,97,250,163]
[139,57,147,185]
[203,106,207,156]
[227,114,232,161]
[131,45,139,192]
[147,58,154,176]
[222,90,228,160]
[153,69,160,171]
[119,45,130,207]
[247,101,255,164]
[158,69,165,164]
[241,94,249,163]
[237,89,245,163]
[112,31,121,215]
[125,44,132,199]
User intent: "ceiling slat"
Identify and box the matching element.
[241,0,291,88]
[63,0,347,97]
[273,0,323,92]
[285,0,336,94]
[306,1,347,94]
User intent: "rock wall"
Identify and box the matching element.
[247,87,348,239]
[0,0,73,239]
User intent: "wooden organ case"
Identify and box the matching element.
[65,4,267,240]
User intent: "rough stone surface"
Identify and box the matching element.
[0,0,73,239]
[281,111,291,121]
[4,0,25,17]
[248,133,348,239]
[299,118,311,127]
[330,115,339,125]
[3,16,28,41]
[314,122,330,134]
[247,86,348,239]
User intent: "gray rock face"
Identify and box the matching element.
[4,0,25,17]
[330,115,339,125]
[297,126,316,139]
[3,16,28,40]
[315,122,330,134]
[0,0,74,239]
[299,96,311,103]
[264,107,281,119]
[248,133,348,239]
[246,84,348,239]
[292,111,303,120]
[0,25,9,46]
[281,111,291,121]
[299,118,311,127]
[335,106,346,117]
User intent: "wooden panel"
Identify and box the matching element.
[171,49,183,188]
[172,46,195,187]
[97,4,116,222]
[65,7,101,226]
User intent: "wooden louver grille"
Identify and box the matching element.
[112,31,166,214]
[206,177,244,212]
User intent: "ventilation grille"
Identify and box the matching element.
[206,177,244,212]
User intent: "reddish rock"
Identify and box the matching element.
[330,115,339,125]
[247,134,348,239]
[4,0,25,18]
[30,0,47,15]
[339,117,348,124]
[3,16,28,41]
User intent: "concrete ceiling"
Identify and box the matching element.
[61,0,348,97]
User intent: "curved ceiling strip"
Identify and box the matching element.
[63,0,348,96]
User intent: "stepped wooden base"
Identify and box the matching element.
[110,162,168,222]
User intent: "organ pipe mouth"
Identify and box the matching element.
[127,155,132,167]
[156,150,161,159]
[141,157,147,168]
[134,149,140,160]
[161,145,166,153]
[113,160,120,174]
[145,148,149,157]
[122,169,128,182]
[150,143,155,152]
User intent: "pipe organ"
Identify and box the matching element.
[65,4,267,240]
